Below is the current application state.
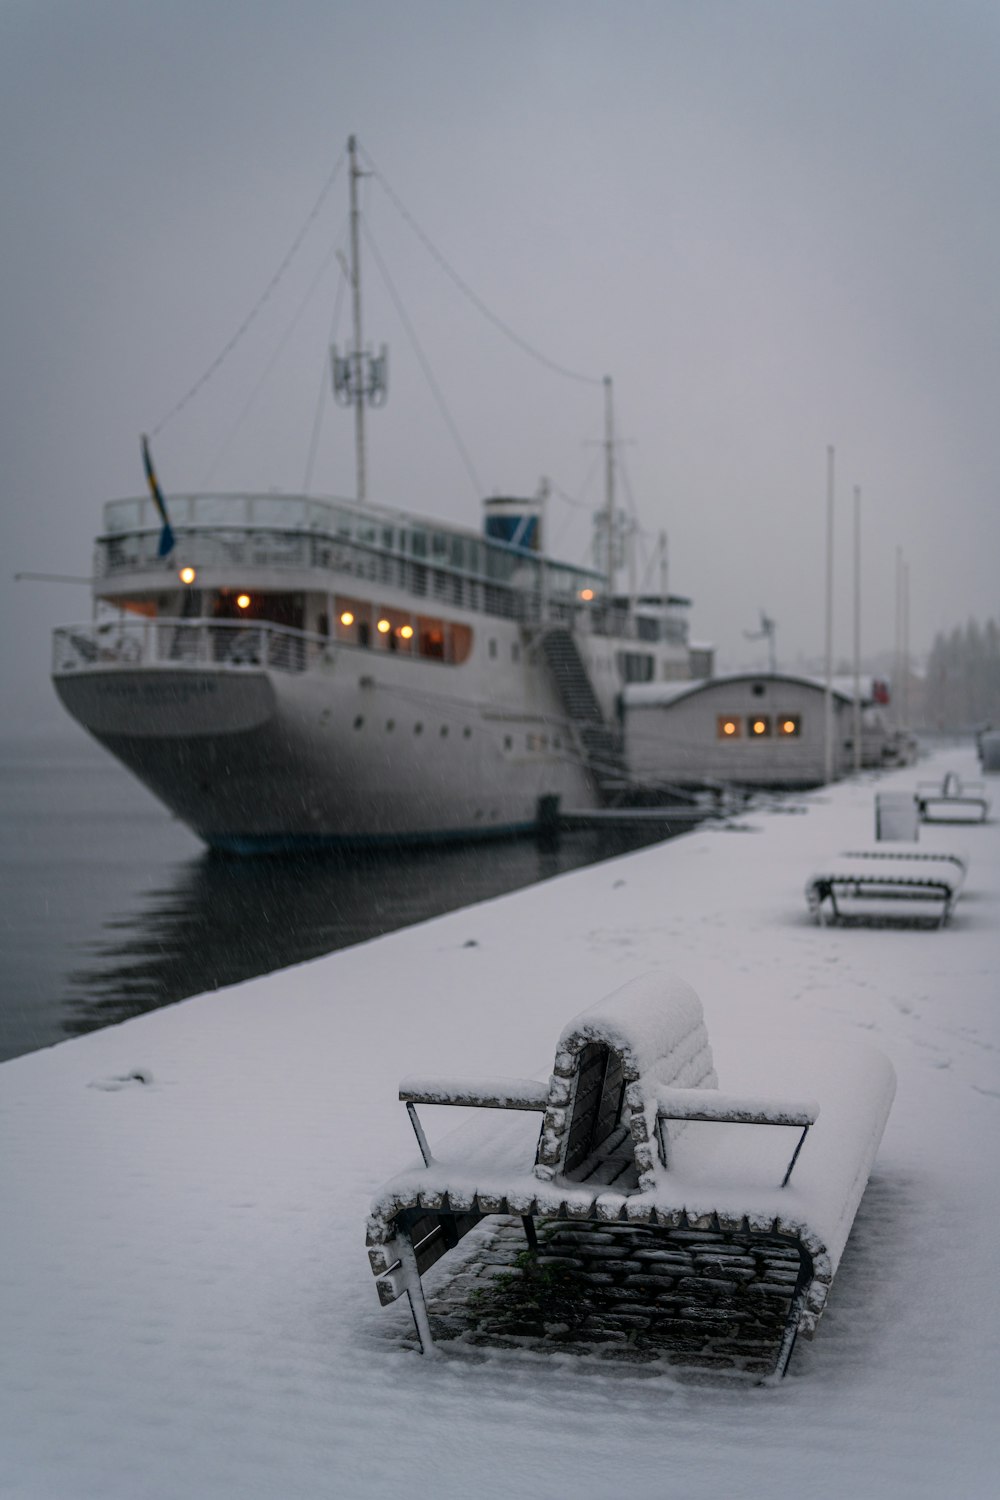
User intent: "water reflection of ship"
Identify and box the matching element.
[63,824,674,1040]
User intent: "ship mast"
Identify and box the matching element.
[348,135,367,503]
[332,134,388,504]
[603,374,615,596]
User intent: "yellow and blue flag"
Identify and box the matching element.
[141,434,175,556]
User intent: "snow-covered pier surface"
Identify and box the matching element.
[2,748,998,1498]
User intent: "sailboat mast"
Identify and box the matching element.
[603,374,615,595]
[348,134,367,504]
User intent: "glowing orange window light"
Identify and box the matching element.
[753,720,767,735]
[723,720,737,736]
[399,624,414,640]
[579,588,595,601]
[236,594,251,610]
[179,566,196,585]
[340,611,355,627]
[782,719,796,734]
[377,618,391,634]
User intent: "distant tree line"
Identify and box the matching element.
[923,618,1000,728]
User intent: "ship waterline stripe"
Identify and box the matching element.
[206,820,540,856]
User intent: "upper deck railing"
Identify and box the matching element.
[99,491,589,592]
[95,492,689,645]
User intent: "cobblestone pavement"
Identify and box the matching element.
[406,1216,801,1378]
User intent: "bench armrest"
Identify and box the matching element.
[656,1086,818,1126]
[399,1076,549,1110]
[655,1086,819,1187]
[399,1076,549,1168]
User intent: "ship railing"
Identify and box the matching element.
[93,526,686,645]
[53,619,332,676]
[94,528,587,626]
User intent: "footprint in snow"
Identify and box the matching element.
[88,1069,154,1091]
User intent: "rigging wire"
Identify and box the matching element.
[150,149,347,438]
[361,218,484,499]
[359,143,603,390]
[302,248,350,494]
[545,462,603,559]
[201,229,348,488]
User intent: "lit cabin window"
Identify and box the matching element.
[179,566,197,585]
[750,716,772,737]
[717,715,741,739]
[377,618,391,635]
[778,715,801,737]
[236,594,251,610]
[399,624,414,641]
[335,598,372,645]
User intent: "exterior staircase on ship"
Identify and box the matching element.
[541,627,627,800]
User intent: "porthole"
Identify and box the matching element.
[386,719,395,732]
[463,727,472,739]
[353,715,364,730]
[414,722,423,735]
[504,735,513,751]
[440,724,449,737]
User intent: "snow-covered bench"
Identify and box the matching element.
[365,974,895,1377]
[806,847,966,927]
[917,772,990,824]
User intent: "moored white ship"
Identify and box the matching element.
[52,488,699,851]
[52,137,705,850]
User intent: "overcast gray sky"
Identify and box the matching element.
[3,0,999,731]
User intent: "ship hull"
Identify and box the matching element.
[54,654,595,851]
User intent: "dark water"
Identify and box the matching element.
[0,732,679,1063]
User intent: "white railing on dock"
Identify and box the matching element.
[52,619,330,676]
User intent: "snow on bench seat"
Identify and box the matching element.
[917,771,990,824]
[365,973,895,1377]
[806,848,966,926]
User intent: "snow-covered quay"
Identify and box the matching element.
[2,746,997,1499]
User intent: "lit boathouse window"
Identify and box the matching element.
[778,715,801,737]
[717,715,741,739]
[750,716,772,737]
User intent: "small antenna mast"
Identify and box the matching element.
[604,375,615,595]
[332,135,388,503]
[744,609,777,673]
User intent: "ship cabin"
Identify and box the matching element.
[622,671,892,789]
[54,492,694,693]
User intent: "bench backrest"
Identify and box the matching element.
[875,790,919,841]
[533,973,717,1189]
